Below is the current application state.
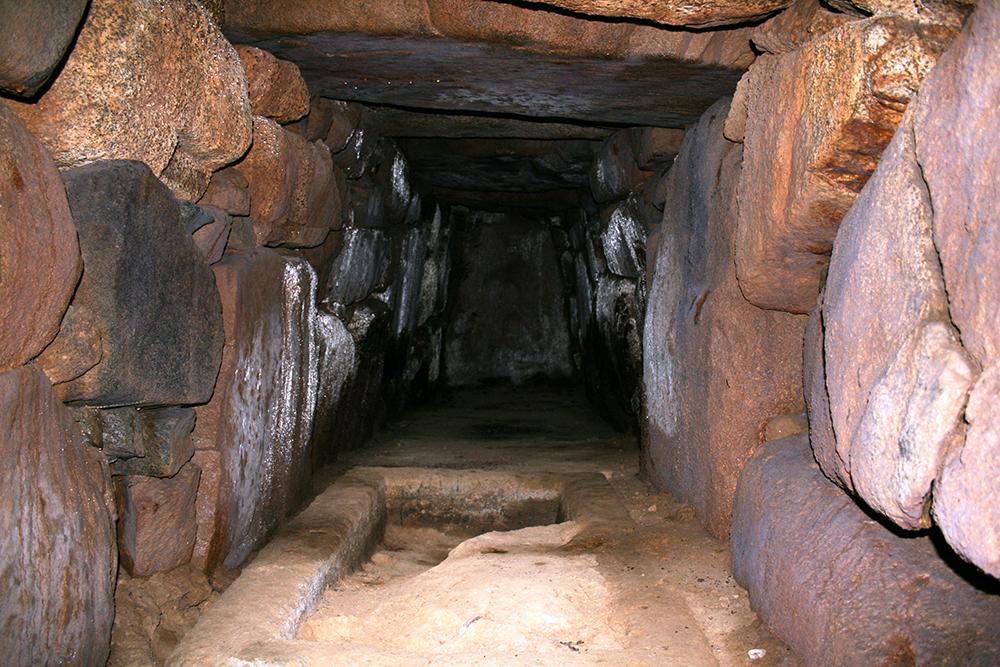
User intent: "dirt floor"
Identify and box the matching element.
[306,383,802,667]
[117,383,802,666]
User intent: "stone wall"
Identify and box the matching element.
[0,1,446,663]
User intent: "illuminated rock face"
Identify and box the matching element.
[191,250,319,572]
[733,16,955,314]
[643,99,807,539]
[732,435,1000,667]
[0,103,81,375]
[0,364,117,667]
[6,0,252,200]
[813,0,1000,578]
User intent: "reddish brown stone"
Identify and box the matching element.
[0,102,81,373]
[642,98,807,538]
[0,0,89,97]
[322,98,364,152]
[198,167,251,217]
[0,364,117,667]
[190,250,318,571]
[734,17,955,313]
[750,0,856,55]
[7,0,251,186]
[828,0,973,26]
[823,109,974,530]
[627,127,685,172]
[35,305,103,386]
[518,0,791,28]
[192,205,233,265]
[116,464,202,577]
[234,45,310,124]
[732,435,1000,667]
[913,0,1000,577]
[234,116,343,249]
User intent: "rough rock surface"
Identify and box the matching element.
[643,98,806,538]
[912,0,1000,577]
[0,364,117,667]
[823,109,974,530]
[628,127,685,172]
[192,205,233,265]
[0,0,89,97]
[445,211,573,386]
[57,161,225,407]
[523,0,792,28]
[198,167,251,217]
[732,435,1000,667]
[116,464,202,577]
[751,0,856,55]
[314,298,392,454]
[310,311,356,465]
[73,406,196,479]
[7,0,251,187]
[0,102,81,373]
[234,45,310,124]
[191,250,318,572]
[600,198,647,279]
[735,16,955,313]
[320,228,392,307]
[35,305,103,386]
[234,116,342,248]
[590,130,654,204]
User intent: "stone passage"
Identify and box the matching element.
[2,0,998,665]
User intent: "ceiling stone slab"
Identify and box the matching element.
[364,107,615,140]
[400,137,598,193]
[514,0,793,29]
[228,32,747,128]
[223,0,756,66]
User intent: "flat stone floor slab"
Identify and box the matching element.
[170,384,800,666]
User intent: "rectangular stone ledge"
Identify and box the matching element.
[732,434,1000,667]
[167,468,632,666]
[165,471,387,667]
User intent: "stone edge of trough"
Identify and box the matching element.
[166,467,633,666]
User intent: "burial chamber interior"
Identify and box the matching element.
[6,0,1000,666]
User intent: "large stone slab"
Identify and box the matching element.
[522,0,791,28]
[822,109,974,530]
[913,0,1000,577]
[444,211,573,386]
[0,0,89,97]
[319,227,392,308]
[310,312,356,466]
[116,463,202,577]
[599,197,647,279]
[642,98,806,538]
[8,0,251,189]
[74,406,197,478]
[228,1,755,128]
[234,116,342,249]
[191,249,318,572]
[0,102,81,373]
[0,364,117,667]
[234,45,310,124]
[732,435,1000,667]
[57,161,225,407]
[329,297,392,451]
[734,16,955,313]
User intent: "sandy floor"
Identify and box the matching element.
[301,383,803,667]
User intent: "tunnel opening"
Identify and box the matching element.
[3,0,1000,666]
